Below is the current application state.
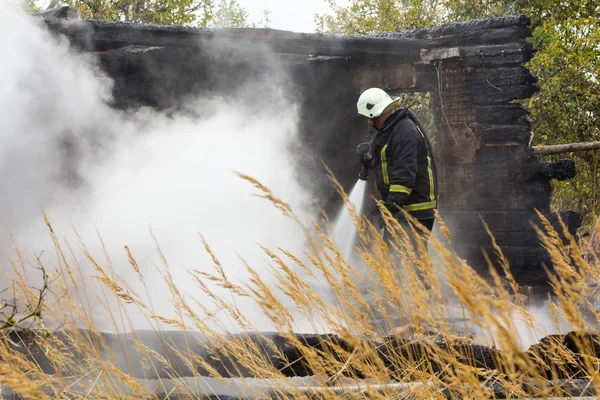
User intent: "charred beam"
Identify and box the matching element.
[375,14,532,47]
[478,123,532,144]
[467,66,538,88]
[38,10,427,58]
[461,42,535,59]
[522,159,577,181]
[532,141,600,156]
[475,105,530,125]
[462,42,536,67]
[471,84,540,105]
[443,210,580,234]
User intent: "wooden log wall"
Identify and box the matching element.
[396,16,580,292]
[35,9,581,294]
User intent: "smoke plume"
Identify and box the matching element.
[0,3,319,333]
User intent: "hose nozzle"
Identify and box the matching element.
[358,167,369,181]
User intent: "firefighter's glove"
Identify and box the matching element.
[356,142,372,167]
[358,152,371,166]
[383,201,402,218]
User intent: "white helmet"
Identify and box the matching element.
[356,88,399,119]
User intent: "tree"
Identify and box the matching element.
[209,0,271,29]
[30,0,269,28]
[524,0,600,227]
[315,0,443,35]
[211,0,249,28]
[316,0,600,229]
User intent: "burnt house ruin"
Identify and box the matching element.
[35,7,580,295]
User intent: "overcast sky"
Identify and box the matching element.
[237,0,338,33]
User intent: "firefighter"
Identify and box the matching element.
[356,87,438,250]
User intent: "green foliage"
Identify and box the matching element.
[315,0,443,34]
[316,0,600,230]
[389,92,438,144]
[30,0,270,28]
[210,0,271,28]
[24,0,41,12]
[72,0,206,25]
[442,0,529,22]
[524,0,600,230]
[211,0,248,28]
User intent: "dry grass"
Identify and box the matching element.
[0,173,599,399]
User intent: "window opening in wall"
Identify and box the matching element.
[387,91,437,147]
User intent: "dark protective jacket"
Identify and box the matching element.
[369,108,438,220]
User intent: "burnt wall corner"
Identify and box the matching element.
[409,15,581,293]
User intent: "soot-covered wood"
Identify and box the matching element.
[376,335,505,381]
[526,331,600,380]
[38,10,425,58]
[35,8,582,302]
[374,14,532,47]
[429,16,579,291]
[6,329,600,388]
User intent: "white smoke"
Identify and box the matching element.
[458,303,573,351]
[513,304,572,349]
[0,4,321,334]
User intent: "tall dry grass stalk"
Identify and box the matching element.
[0,172,598,399]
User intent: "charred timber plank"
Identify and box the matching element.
[475,144,533,164]
[8,328,600,388]
[475,195,550,214]
[467,190,551,213]
[521,159,577,181]
[1,329,504,382]
[461,42,535,59]
[548,210,582,238]
[473,158,575,183]
[471,84,540,105]
[374,15,532,47]
[413,25,531,48]
[446,211,581,245]
[444,211,548,233]
[462,42,536,67]
[473,167,555,188]
[475,105,530,125]
[527,332,600,380]
[521,379,599,398]
[378,336,505,381]
[456,228,544,248]
[414,65,438,91]
[473,170,552,189]
[419,25,532,47]
[465,51,536,68]
[453,244,551,273]
[3,330,360,379]
[467,66,538,88]
[478,123,532,144]
[355,62,428,92]
[40,18,426,58]
[96,45,278,109]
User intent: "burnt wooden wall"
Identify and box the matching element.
[393,16,580,292]
[327,16,581,293]
[35,8,580,294]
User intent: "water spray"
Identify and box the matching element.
[331,180,367,261]
[330,142,373,261]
